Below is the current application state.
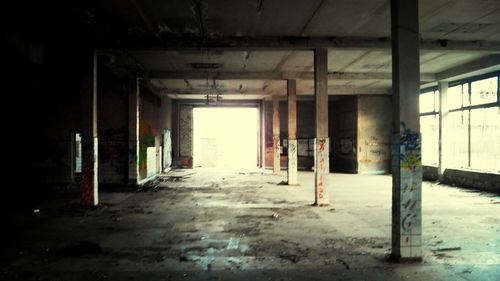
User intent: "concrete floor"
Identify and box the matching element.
[2,169,499,281]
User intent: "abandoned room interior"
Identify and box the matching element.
[1,0,499,280]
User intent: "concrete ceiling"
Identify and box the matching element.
[79,0,500,99]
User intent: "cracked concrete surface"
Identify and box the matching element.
[1,168,499,281]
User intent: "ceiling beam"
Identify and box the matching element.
[118,37,500,52]
[157,84,390,96]
[148,70,436,82]
[435,54,500,81]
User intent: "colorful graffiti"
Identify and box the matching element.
[400,122,421,172]
[397,122,422,254]
[138,123,157,179]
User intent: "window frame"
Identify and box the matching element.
[422,72,499,171]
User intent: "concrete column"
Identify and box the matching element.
[314,48,330,205]
[287,80,298,185]
[128,78,139,184]
[272,94,280,174]
[81,50,98,206]
[390,0,422,260]
[438,81,449,177]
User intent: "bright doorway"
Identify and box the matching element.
[193,107,258,169]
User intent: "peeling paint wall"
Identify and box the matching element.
[358,96,392,174]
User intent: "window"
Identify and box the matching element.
[447,110,469,168]
[471,77,498,105]
[419,89,439,166]
[446,73,500,172]
[420,72,500,173]
[470,107,500,171]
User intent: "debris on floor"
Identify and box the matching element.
[336,258,350,270]
[434,246,461,252]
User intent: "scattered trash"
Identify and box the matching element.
[461,269,472,274]
[336,258,350,270]
[33,209,40,214]
[200,236,206,240]
[51,241,102,256]
[329,208,336,212]
[435,246,461,252]
[271,212,279,219]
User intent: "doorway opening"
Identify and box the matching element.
[193,107,258,169]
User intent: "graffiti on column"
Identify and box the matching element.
[81,141,95,206]
[82,166,93,205]
[288,140,297,167]
[400,122,421,171]
[273,135,280,172]
[273,136,280,152]
[315,138,329,202]
[399,122,422,235]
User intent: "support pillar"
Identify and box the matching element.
[287,79,298,185]
[438,81,449,177]
[81,50,98,206]
[390,0,422,260]
[272,94,281,174]
[314,48,329,205]
[128,78,139,185]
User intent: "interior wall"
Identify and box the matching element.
[2,25,85,194]
[264,100,316,170]
[330,97,358,173]
[98,74,129,184]
[138,83,172,181]
[357,95,392,174]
